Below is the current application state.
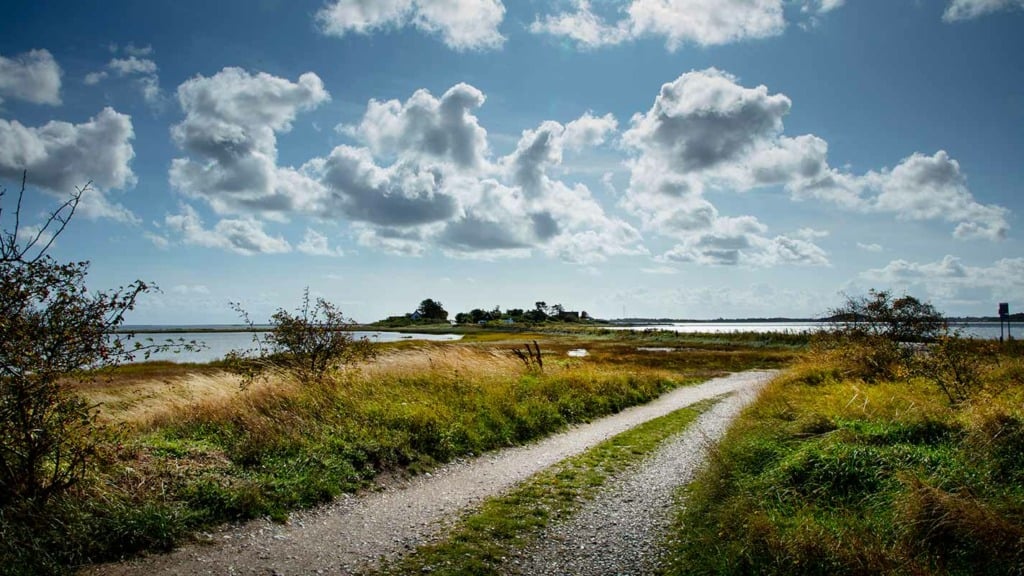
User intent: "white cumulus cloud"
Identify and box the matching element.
[869,151,1008,241]
[85,47,164,107]
[622,68,1009,254]
[169,67,330,218]
[529,1,632,49]
[623,68,792,175]
[532,0,844,50]
[0,107,137,221]
[297,228,344,257]
[164,204,292,255]
[943,0,1024,21]
[343,83,489,170]
[108,56,157,76]
[0,49,62,106]
[321,87,641,262]
[563,112,618,151]
[316,0,506,51]
[316,145,459,226]
[622,69,828,267]
[627,0,785,49]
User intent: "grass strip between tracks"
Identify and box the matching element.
[377,396,723,576]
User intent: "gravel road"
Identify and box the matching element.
[507,385,765,575]
[87,370,776,576]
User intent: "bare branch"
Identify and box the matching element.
[24,183,87,264]
[13,171,26,249]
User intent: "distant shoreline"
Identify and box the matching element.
[115,317,1014,335]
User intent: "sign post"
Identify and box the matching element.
[999,303,1010,342]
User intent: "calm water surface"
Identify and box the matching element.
[123,330,462,364]
[607,322,1009,340]
[123,321,1012,364]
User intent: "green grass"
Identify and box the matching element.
[1,335,793,575]
[662,343,1024,575]
[378,398,720,576]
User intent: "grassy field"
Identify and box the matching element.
[9,325,1018,575]
[1,331,796,575]
[664,340,1024,575]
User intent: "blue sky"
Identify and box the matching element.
[1,0,1022,323]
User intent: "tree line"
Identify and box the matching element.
[453,301,589,324]
[375,299,592,326]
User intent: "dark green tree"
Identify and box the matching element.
[417,298,449,321]
[469,308,488,323]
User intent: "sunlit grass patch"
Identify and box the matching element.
[664,351,1024,575]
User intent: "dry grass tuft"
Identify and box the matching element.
[83,371,246,426]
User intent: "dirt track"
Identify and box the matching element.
[509,388,762,575]
[87,370,776,576]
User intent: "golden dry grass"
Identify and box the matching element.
[82,370,246,425]
[82,337,795,430]
[362,342,522,380]
[82,343,523,428]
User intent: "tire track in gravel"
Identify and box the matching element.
[87,370,776,576]
[507,382,766,575]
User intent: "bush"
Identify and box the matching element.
[816,290,948,382]
[914,335,993,405]
[828,290,946,343]
[0,177,159,509]
[227,288,376,385]
[1,175,198,574]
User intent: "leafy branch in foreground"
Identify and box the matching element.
[0,174,195,510]
[226,288,376,385]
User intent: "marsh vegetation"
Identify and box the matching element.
[1,331,794,574]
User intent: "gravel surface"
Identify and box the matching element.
[86,370,776,576]
[507,384,766,575]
